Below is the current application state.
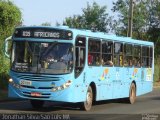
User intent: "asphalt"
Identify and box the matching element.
[0,90,20,102]
[0,88,160,120]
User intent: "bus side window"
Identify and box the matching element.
[114,42,123,66]
[124,44,133,67]
[102,40,113,66]
[149,47,153,67]
[133,45,141,67]
[88,38,101,66]
[142,46,149,67]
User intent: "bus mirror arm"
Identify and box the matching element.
[4,36,12,58]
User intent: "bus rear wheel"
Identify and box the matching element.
[80,86,93,111]
[129,83,136,104]
[30,100,44,109]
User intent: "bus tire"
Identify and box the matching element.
[30,100,44,109]
[129,83,136,104]
[80,86,93,111]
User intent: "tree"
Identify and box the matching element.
[147,0,160,50]
[0,0,22,41]
[112,0,160,81]
[112,0,160,51]
[0,0,22,89]
[112,0,151,40]
[41,22,51,26]
[63,2,114,33]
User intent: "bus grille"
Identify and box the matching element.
[21,85,54,90]
[17,74,60,81]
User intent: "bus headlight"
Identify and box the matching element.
[9,78,13,83]
[8,78,21,89]
[51,80,72,92]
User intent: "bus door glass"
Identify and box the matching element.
[75,36,86,78]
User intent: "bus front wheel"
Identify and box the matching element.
[30,100,44,109]
[129,83,136,104]
[80,86,93,111]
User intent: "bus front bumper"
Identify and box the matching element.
[8,83,86,103]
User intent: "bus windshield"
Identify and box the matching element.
[11,41,73,74]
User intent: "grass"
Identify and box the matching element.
[153,59,160,88]
[154,62,160,82]
[154,80,160,88]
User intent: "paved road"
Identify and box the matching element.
[0,88,160,120]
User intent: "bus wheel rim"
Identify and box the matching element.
[86,91,92,106]
[131,86,135,102]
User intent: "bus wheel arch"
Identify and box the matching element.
[80,82,96,111]
[90,82,97,103]
[132,81,137,92]
[129,81,137,104]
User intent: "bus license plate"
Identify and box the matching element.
[31,92,41,97]
[20,80,32,86]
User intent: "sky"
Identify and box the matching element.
[12,0,117,26]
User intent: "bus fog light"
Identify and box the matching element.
[8,79,21,89]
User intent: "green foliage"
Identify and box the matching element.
[154,58,160,82]
[0,0,22,89]
[63,2,114,32]
[0,0,22,40]
[146,0,160,57]
[41,22,51,26]
[147,28,160,56]
[112,0,160,57]
[112,0,150,40]
[112,0,160,82]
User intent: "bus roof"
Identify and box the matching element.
[15,26,154,46]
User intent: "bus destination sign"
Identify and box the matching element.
[13,27,73,40]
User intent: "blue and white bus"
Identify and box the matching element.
[5,26,154,111]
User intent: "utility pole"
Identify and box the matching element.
[128,0,134,37]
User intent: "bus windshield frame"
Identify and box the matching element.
[11,41,73,75]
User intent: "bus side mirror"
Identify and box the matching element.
[4,36,12,58]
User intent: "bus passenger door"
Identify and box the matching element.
[112,67,124,98]
[74,36,87,101]
[112,42,124,98]
[75,37,86,79]
[75,47,86,79]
